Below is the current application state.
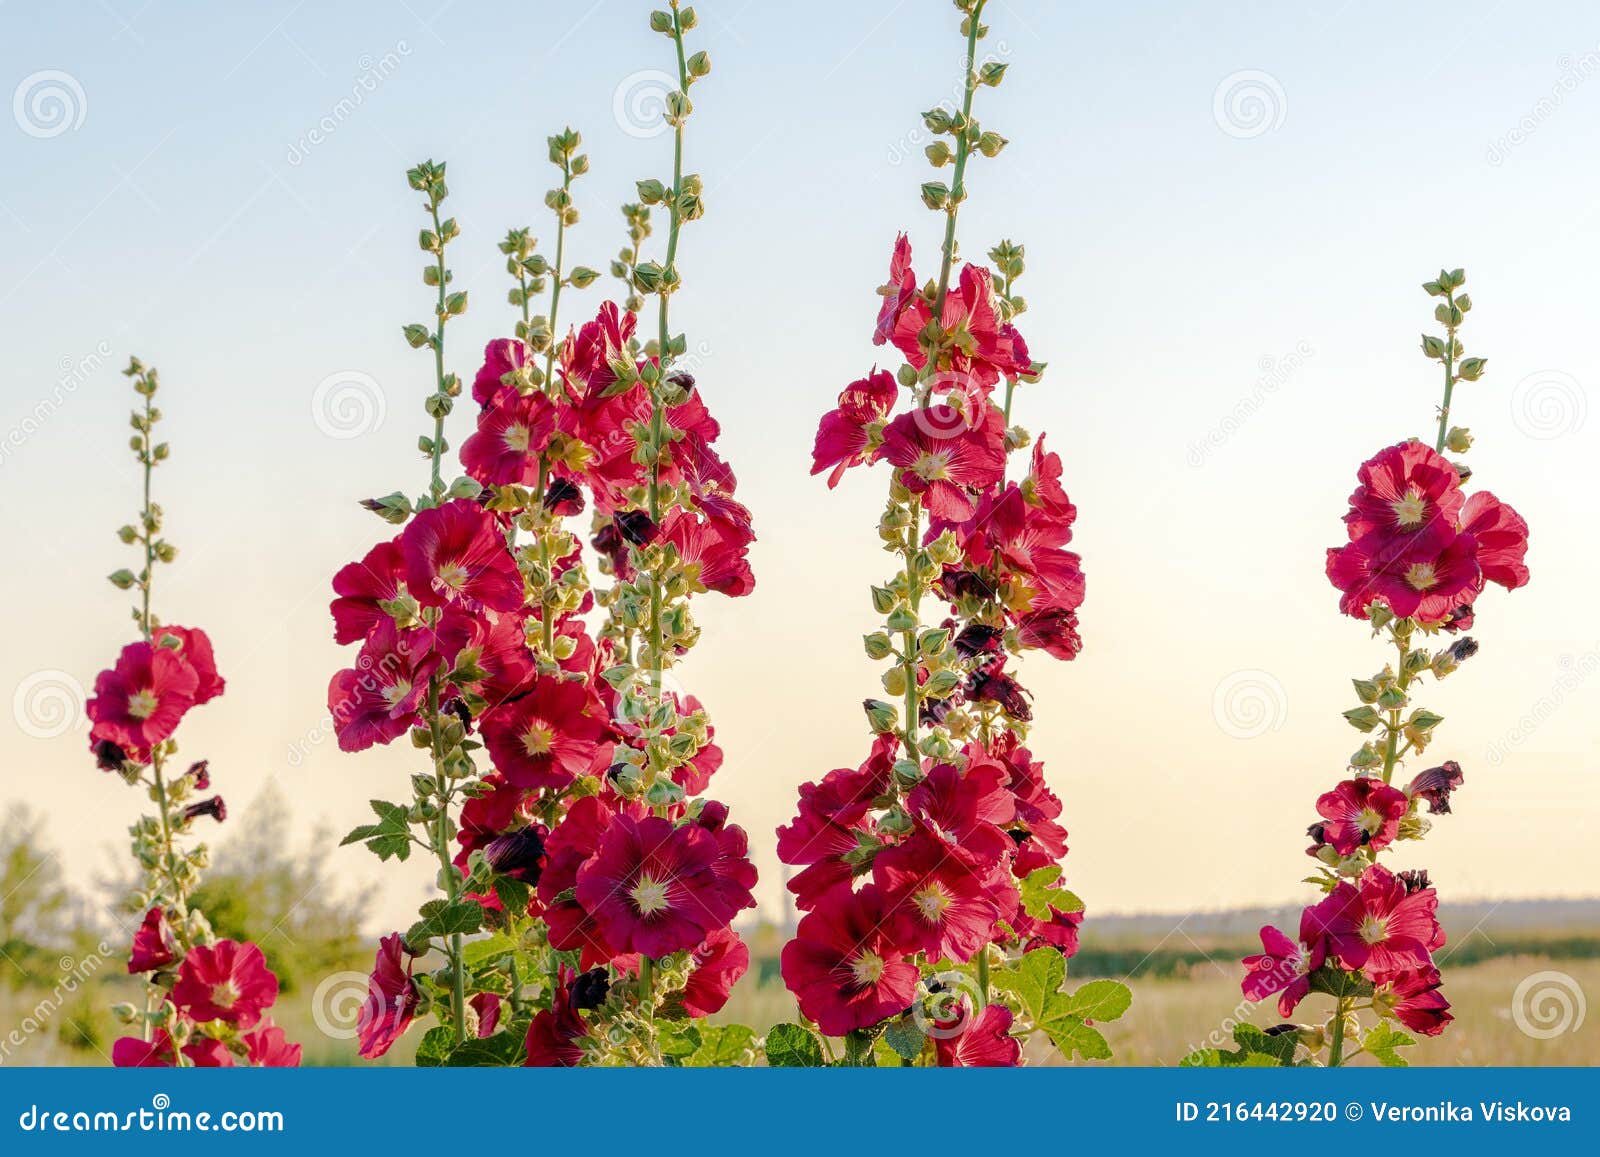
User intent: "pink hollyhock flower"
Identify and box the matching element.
[152,627,224,705]
[171,940,278,1029]
[880,404,1006,521]
[480,676,609,789]
[574,815,727,958]
[524,966,589,1067]
[241,1019,302,1066]
[1326,528,1480,622]
[1015,606,1083,661]
[778,739,897,910]
[888,264,1030,390]
[660,508,755,597]
[692,801,760,925]
[113,1031,234,1068]
[128,906,177,973]
[873,233,917,346]
[357,933,421,1060]
[472,338,533,407]
[402,499,523,614]
[906,760,1015,870]
[329,539,405,646]
[812,369,898,487]
[780,884,919,1037]
[875,831,1009,963]
[87,640,201,760]
[1317,864,1444,977]
[1459,490,1530,591]
[327,619,439,753]
[1240,908,1327,1017]
[539,797,622,968]
[461,389,556,487]
[1407,760,1464,815]
[470,992,502,1038]
[934,1002,1022,1067]
[1376,967,1453,1036]
[454,773,530,863]
[1342,441,1465,560]
[1311,777,1409,855]
[465,610,537,708]
[1022,435,1076,525]
[681,927,750,1018]
[561,301,636,399]
[992,739,1069,866]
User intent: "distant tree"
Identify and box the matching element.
[0,804,74,986]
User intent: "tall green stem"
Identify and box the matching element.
[1328,996,1348,1066]
[931,0,986,320]
[1433,286,1458,453]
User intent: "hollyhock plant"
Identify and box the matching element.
[1210,268,1530,1068]
[86,359,295,1067]
[772,0,1129,1067]
[328,4,759,1067]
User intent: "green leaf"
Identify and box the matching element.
[414,1026,455,1068]
[657,1022,702,1060]
[492,876,530,914]
[462,934,517,970]
[1060,978,1133,1023]
[412,899,483,941]
[763,1023,825,1067]
[883,1016,926,1062]
[1042,1018,1112,1061]
[446,1031,524,1067]
[993,945,1066,1023]
[683,1024,755,1067]
[1362,1021,1415,1067]
[1019,865,1084,920]
[339,823,381,846]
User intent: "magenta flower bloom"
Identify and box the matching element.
[574,814,727,958]
[326,619,439,753]
[461,388,555,487]
[471,337,533,407]
[87,640,201,761]
[242,1019,303,1067]
[780,884,919,1037]
[1318,864,1444,978]
[479,676,609,789]
[402,498,523,614]
[875,831,1009,964]
[357,933,421,1060]
[873,233,917,346]
[1377,967,1453,1036]
[329,538,405,646]
[1342,440,1465,560]
[1311,777,1410,855]
[934,1003,1022,1067]
[127,906,177,974]
[880,404,1006,521]
[680,927,750,1018]
[171,940,279,1030]
[1240,908,1327,1018]
[1459,490,1530,591]
[811,368,897,487]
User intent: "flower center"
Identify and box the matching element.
[127,689,160,720]
[504,424,530,453]
[437,560,470,590]
[1358,914,1388,945]
[909,451,951,482]
[629,875,670,916]
[849,951,886,987]
[912,883,952,924]
[1391,487,1427,528]
[210,980,241,1009]
[521,724,554,757]
[1405,561,1438,590]
[1357,806,1385,836]
[382,679,412,710]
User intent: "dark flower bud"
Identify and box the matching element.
[616,509,658,546]
[1407,761,1464,815]
[1448,637,1479,663]
[186,760,210,790]
[543,477,584,515]
[484,825,547,884]
[571,967,610,1011]
[94,740,130,772]
[1396,869,1433,895]
[184,796,227,824]
[953,623,1002,658]
[1442,604,1475,634]
[941,570,998,601]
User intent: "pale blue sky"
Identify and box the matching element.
[3,1,1597,934]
